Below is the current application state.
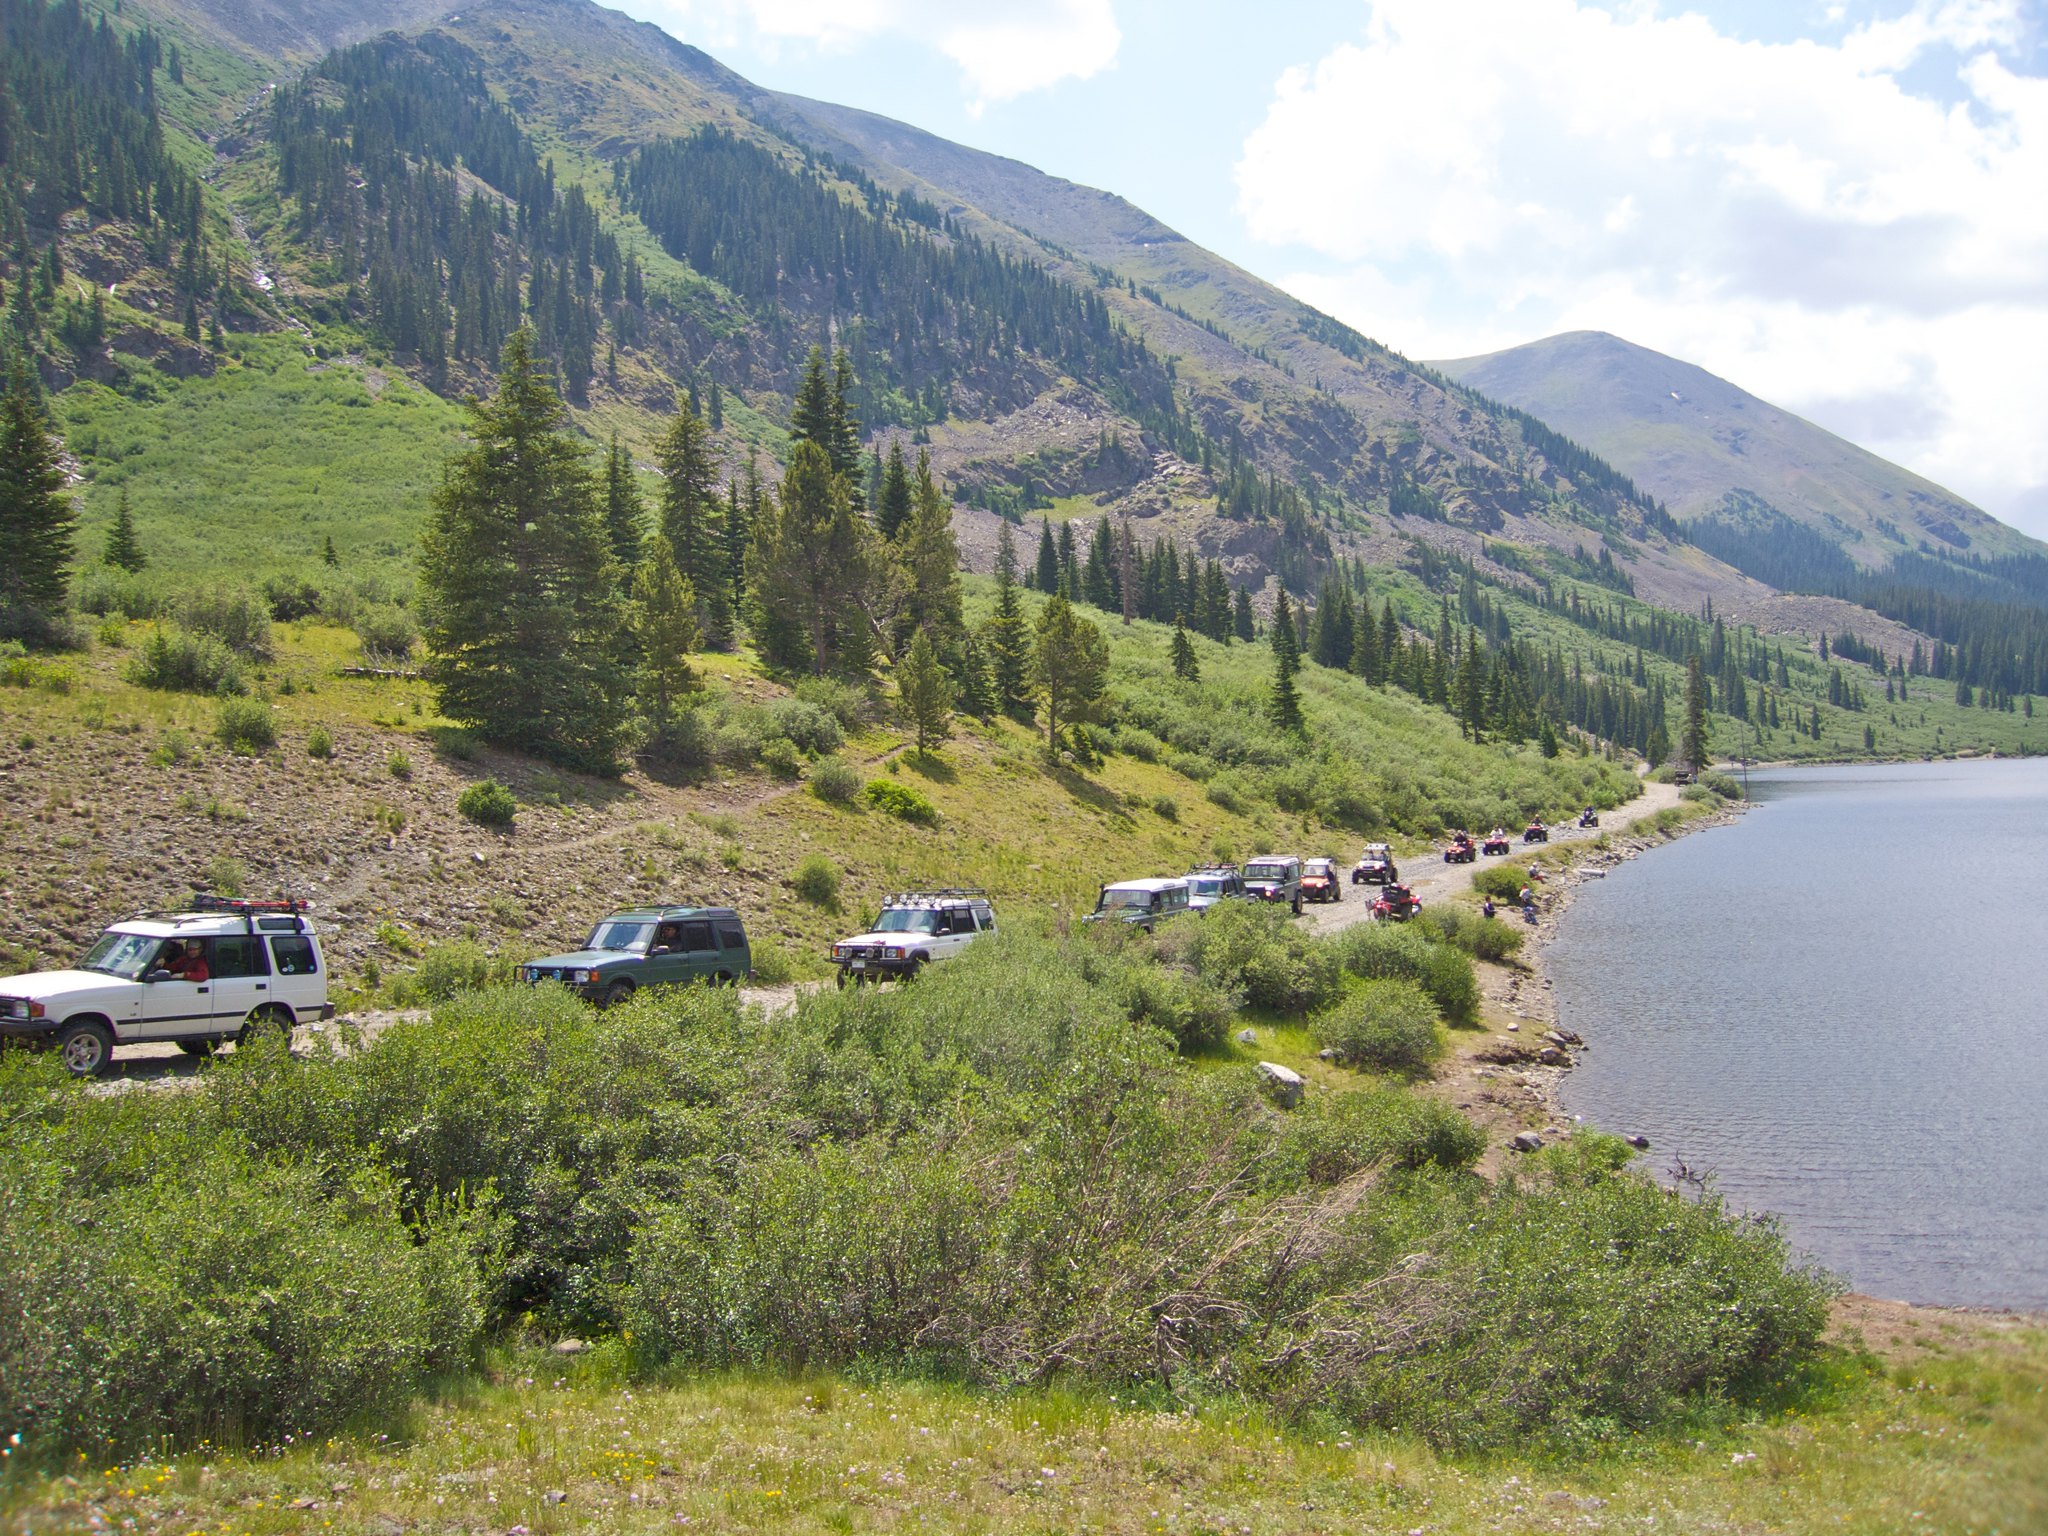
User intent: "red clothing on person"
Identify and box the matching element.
[168,950,210,983]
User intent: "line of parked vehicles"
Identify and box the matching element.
[2,804,1612,1076]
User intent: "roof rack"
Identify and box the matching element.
[191,893,310,915]
[881,888,989,905]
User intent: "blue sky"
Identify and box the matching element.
[619,1,2048,537]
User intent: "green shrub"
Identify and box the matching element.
[353,604,418,659]
[1681,783,1714,803]
[864,778,939,826]
[1156,899,1343,1015]
[125,626,246,694]
[1152,793,1180,821]
[759,736,804,781]
[457,779,516,826]
[1166,749,1214,782]
[387,748,413,779]
[306,724,334,759]
[1472,863,1533,901]
[262,574,322,621]
[792,854,841,907]
[1700,770,1744,800]
[409,941,504,1003]
[200,854,246,898]
[1417,904,1525,962]
[180,585,273,658]
[808,753,863,804]
[766,696,844,756]
[214,696,277,754]
[1266,1088,1485,1185]
[1328,922,1481,1026]
[72,564,163,619]
[791,675,867,730]
[1312,977,1445,1076]
[1114,726,1164,762]
[747,944,794,985]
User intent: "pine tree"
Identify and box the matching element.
[0,360,75,640]
[1349,597,1377,679]
[1171,619,1200,682]
[898,628,954,754]
[983,520,1033,714]
[655,402,731,648]
[1055,519,1078,599]
[1538,718,1560,758]
[707,379,723,431]
[1033,516,1058,593]
[1681,654,1711,770]
[323,534,339,567]
[954,629,995,719]
[746,439,880,678]
[103,488,145,572]
[601,434,644,569]
[1082,514,1115,609]
[1119,519,1136,625]
[632,537,698,748]
[1233,586,1255,642]
[897,447,963,649]
[1034,594,1109,753]
[1646,718,1670,769]
[1268,588,1303,732]
[1454,628,1488,741]
[416,329,630,774]
[876,441,913,543]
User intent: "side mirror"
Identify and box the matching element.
[144,969,172,983]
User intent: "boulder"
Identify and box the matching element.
[1255,1061,1305,1109]
[1538,1046,1568,1066]
[551,1338,588,1356]
[1235,1028,1258,1046]
[1626,1133,1651,1150]
[1509,1131,1544,1153]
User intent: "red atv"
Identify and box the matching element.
[1481,830,1512,857]
[1523,821,1550,844]
[1442,832,1476,864]
[1372,883,1422,922]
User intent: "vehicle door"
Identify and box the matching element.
[265,932,325,1020]
[136,939,215,1039]
[715,919,750,979]
[207,934,273,1033]
[676,919,719,982]
[643,921,689,986]
[942,906,978,957]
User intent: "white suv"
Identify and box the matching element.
[0,895,333,1076]
[831,889,996,985]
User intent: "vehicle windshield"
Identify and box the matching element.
[1098,888,1156,911]
[1306,862,1335,876]
[1188,877,1228,896]
[80,930,164,980]
[1244,861,1290,881]
[585,919,655,954]
[876,909,939,934]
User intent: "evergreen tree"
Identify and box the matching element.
[632,537,698,748]
[1233,586,1255,642]
[323,534,339,567]
[983,520,1033,714]
[898,628,955,754]
[1033,515,1058,593]
[1082,514,1115,609]
[1646,718,1670,769]
[707,379,723,430]
[1454,628,1488,740]
[1033,594,1109,753]
[897,447,963,650]
[1349,598,1378,680]
[601,434,644,569]
[102,489,145,572]
[1681,654,1711,770]
[746,439,879,678]
[1538,718,1560,758]
[954,629,995,720]
[875,441,913,543]
[0,360,75,640]
[655,402,731,647]
[416,329,630,774]
[1268,588,1303,732]
[1171,619,1200,683]
[1055,519,1078,599]
[1378,600,1401,683]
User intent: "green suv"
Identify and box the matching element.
[520,906,751,1006]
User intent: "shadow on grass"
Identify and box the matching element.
[1046,761,1134,823]
[901,750,957,784]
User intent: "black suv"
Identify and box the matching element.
[1241,855,1304,915]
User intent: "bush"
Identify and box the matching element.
[262,574,322,622]
[180,585,273,658]
[72,564,163,620]
[409,941,505,1003]
[353,604,419,660]
[864,778,939,826]
[1156,900,1343,1015]
[1152,794,1180,821]
[387,748,413,779]
[1472,863,1533,901]
[791,675,867,730]
[1701,770,1744,800]
[792,854,841,908]
[1312,978,1445,1076]
[1114,726,1164,762]
[1328,922,1481,1026]
[1681,783,1714,803]
[306,724,334,759]
[759,736,804,781]
[214,696,277,754]
[457,779,517,826]
[766,696,844,756]
[808,754,863,804]
[1417,904,1525,963]
[1266,1089,1485,1185]
[125,625,246,694]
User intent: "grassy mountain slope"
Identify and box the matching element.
[1432,330,2039,567]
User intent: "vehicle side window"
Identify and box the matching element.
[679,920,716,952]
[653,923,682,951]
[716,922,747,951]
[270,936,319,976]
[213,936,271,979]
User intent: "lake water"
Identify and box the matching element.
[1550,759,2048,1310]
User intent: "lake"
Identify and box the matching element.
[1550,758,2048,1310]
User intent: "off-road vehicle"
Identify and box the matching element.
[521,906,751,1006]
[1481,829,1512,857]
[1523,820,1550,844]
[1301,857,1343,904]
[833,889,995,985]
[0,894,332,1076]
[1442,831,1476,864]
[1242,856,1304,914]
[1351,844,1398,885]
[1372,883,1423,922]
[1184,866,1246,911]
[1086,877,1191,931]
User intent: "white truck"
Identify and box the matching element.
[831,889,996,985]
[0,895,332,1076]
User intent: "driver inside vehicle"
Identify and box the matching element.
[652,921,682,953]
[164,939,209,982]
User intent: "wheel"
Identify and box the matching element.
[55,1018,114,1077]
[900,955,928,982]
[602,980,635,1009]
[1291,895,1303,916]
[235,1004,296,1047]
[176,1039,218,1058]
[711,971,737,987]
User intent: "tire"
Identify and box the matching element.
[176,1039,218,1058]
[602,980,635,1009]
[55,1018,114,1077]
[1291,895,1303,916]
[235,1004,296,1047]
[711,971,737,987]
[901,955,928,982]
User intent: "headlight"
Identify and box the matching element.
[833,944,849,958]
[574,968,594,984]
[884,946,904,959]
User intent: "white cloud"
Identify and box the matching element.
[1234,0,2048,532]
[646,0,1121,110]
